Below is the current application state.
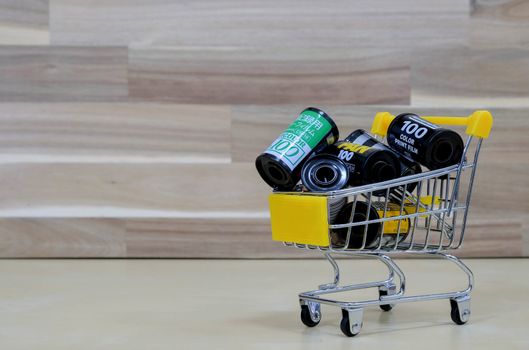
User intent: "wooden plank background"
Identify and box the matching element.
[0,0,528,257]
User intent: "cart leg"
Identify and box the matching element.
[378,283,397,311]
[432,253,472,324]
[435,252,474,294]
[318,252,340,290]
[340,308,363,337]
[373,254,406,296]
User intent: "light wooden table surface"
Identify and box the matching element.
[0,258,527,349]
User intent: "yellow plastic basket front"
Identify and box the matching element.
[269,193,329,246]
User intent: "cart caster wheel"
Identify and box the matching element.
[450,297,471,325]
[379,304,393,311]
[378,285,396,312]
[340,308,363,337]
[300,302,321,327]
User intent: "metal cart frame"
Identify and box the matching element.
[268,111,493,337]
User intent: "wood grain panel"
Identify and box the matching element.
[411,48,529,107]
[125,215,524,258]
[124,218,306,258]
[0,103,231,163]
[0,218,125,257]
[129,47,410,104]
[50,0,469,47]
[513,220,529,256]
[0,46,128,102]
[468,109,529,219]
[472,162,529,213]
[471,0,529,49]
[0,214,522,258]
[0,0,49,45]
[460,212,524,257]
[0,163,269,215]
[0,217,299,258]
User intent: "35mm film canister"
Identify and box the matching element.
[331,201,410,249]
[387,114,464,170]
[329,197,347,223]
[300,141,400,194]
[255,107,339,190]
[345,129,422,192]
[300,154,349,192]
[324,141,401,189]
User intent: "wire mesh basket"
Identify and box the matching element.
[268,110,493,337]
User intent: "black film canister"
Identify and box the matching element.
[345,129,422,192]
[322,141,401,192]
[300,154,350,192]
[331,201,410,249]
[386,114,464,170]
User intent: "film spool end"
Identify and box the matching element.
[255,155,294,190]
[432,140,454,164]
[301,155,349,192]
[371,161,397,183]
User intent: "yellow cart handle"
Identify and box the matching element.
[371,110,493,139]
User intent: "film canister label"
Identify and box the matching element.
[388,115,437,158]
[264,109,333,170]
[387,114,464,170]
[345,129,422,192]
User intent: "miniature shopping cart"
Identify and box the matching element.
[268,110,493,337]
